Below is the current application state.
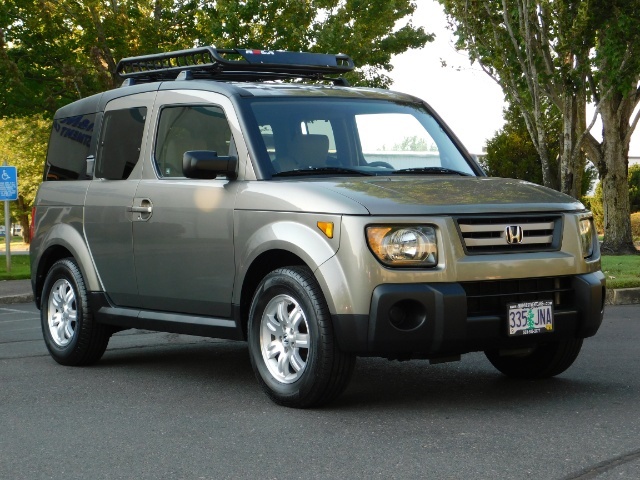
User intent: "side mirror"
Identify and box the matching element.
[182,151,237,180]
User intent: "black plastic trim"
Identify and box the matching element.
[89,292,244,340]
[330,273,605,357]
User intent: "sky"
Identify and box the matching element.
[388,0,640,158]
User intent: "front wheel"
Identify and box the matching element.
[40,258,111,366]
[247,266,355,408]
[485,338,583,379]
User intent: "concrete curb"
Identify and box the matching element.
[0,293,34,305]
[605,287,640,306]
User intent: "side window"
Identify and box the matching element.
[95,107,147,180]
[45,114,96,181]
[154,105,232,178]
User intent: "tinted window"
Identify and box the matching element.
[155,105,232,178]
[95,107,147,180]
[45,114,96,181]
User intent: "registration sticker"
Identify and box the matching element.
[507,300,554,336]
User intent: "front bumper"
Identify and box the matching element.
[332,272,606,357]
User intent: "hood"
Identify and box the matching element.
[235,176,585,215]
[322,176,584,215]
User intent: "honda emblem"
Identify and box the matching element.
[505,225,524,244]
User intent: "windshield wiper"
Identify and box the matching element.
[272,167,374,177]
[392,167,472,176]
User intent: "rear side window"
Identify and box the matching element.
[45,114,96,181]
[95,107,147,180]
[154,105,232,178]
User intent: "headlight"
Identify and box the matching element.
[366,225,438,267]
[579,217,595,258]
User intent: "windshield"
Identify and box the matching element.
[247,98,477,178]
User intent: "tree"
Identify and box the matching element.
[0,115,49,242]
[482,103,596,196]
[482,103,559,186]
[438,0,640,254]
[582,2,640,254]
[1,0,432,116]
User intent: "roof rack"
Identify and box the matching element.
[115,47,354,85]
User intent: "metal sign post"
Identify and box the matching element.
[0,163,18,273]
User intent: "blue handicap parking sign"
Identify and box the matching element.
[0,166,18,201]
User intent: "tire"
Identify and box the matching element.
[485,338,583,379]
[40,258,111,366]
[247,266,355,408]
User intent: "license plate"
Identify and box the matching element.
[507,300,554,336]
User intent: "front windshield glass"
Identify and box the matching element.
[247,98,477,177]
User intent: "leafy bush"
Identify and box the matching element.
[631,212,640,240]
[585,182,604,233]
[630,164,640,212]
[583,164,640,235]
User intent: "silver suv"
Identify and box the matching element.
[31,47,605,408]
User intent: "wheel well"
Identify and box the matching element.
[34,245,73,307]
[239,249,306,339]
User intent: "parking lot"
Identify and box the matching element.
[1,302,639,479]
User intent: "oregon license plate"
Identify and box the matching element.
[507,300,554,336]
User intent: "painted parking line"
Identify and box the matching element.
[0,307,31,315]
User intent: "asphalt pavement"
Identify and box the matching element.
[1,302,639,479]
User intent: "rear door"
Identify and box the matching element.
[84,93,155,307]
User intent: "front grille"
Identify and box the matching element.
[461,276,575,317]
[456,215,562,254]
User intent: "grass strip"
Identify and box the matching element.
[601,255,640,289]
[0,255,31,280]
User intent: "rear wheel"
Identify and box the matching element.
[41,258,111,366]
[485,338,583,379]
[247,266,355,408]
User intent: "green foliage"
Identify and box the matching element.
[631,212,640,240]
[1,0,432,116]
[482,105,558,185]
[592,1,640,97]
[585,165,640,235]
[585,181,604,233]
[483,103,597,195]
[0,114,49,240]
[629,164,640,212]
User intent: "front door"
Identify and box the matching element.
[132,97,237,317]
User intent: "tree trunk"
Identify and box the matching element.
[599,97,637,254]
[560,93,582,198]
[534,114,559,191]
